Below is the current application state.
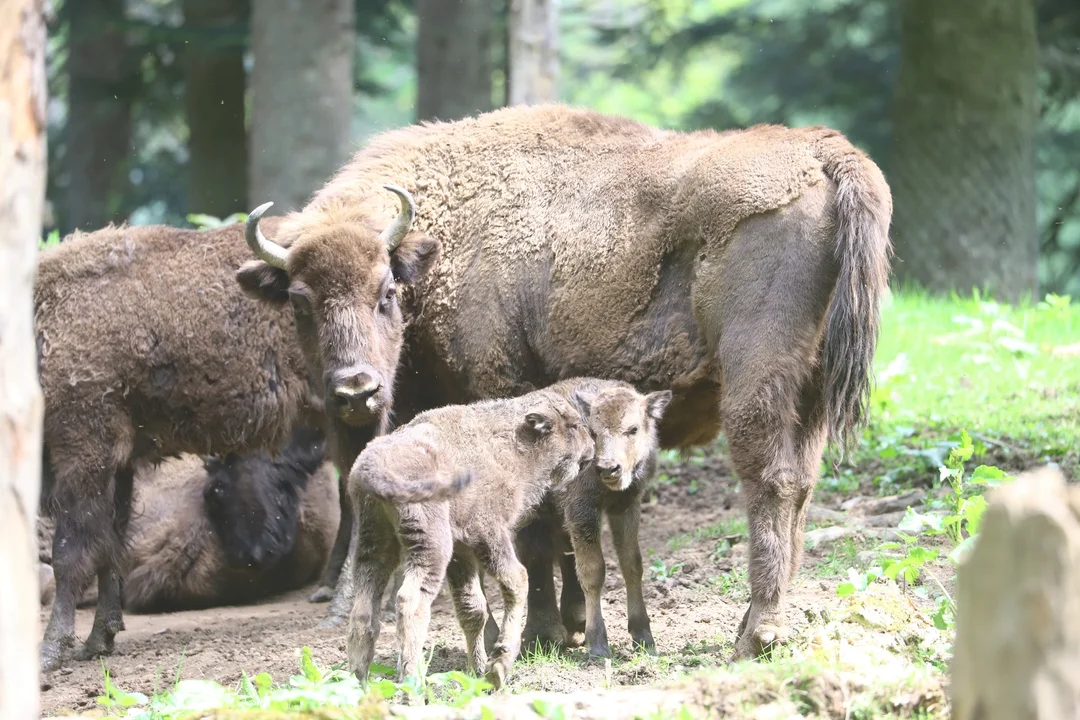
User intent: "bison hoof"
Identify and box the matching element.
[521,621,566,654]
[308,585,335,603]
[40,639,72,675]
[74,635,116,662]
[484,660,508,690]
[730,623,789,662]
[318,613,347,629]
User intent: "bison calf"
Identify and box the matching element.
[520,379,671,658]
[343,384,599,690]
[124,426,339,612]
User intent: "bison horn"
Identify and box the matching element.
[245,201,289,270]
[378,184,416,252]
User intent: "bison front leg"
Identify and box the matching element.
[310,475,353,603]
[556,527,587,647]
[607,504,655,654]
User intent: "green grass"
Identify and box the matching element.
[834,289,1080,492]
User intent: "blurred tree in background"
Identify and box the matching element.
[40,0,1080,297]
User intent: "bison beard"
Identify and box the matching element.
[240,104,892,661]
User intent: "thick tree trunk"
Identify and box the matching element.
[249,0,355,214]
[63,0,136,232]
[183,0,249,217]
[507,0,559,105]
[951,466,1080,719]
[0,1,47,717]
[416,0,495,122]
[890,0,1039,302]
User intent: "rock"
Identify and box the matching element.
[38,562,55,606]
[951,465,1080,720]
[806,505,847,524]
[860,510,908,528]
[803,525,856,550]
[844,490,926,516]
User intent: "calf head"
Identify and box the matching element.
[236,186,440,432]
[518,393,597,487]
[203,426,325,569]
[574,386,672,491]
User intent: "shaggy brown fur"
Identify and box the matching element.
[343,384,596,690]
[241,103,893,659]
[35,220,329,673]
[518,379,670,658]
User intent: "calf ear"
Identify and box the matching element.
[236,260,290,305]
[571,389,597,420]
[523,410,554,438]
[645,390,673,422]
[391,232,441,285]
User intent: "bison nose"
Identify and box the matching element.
[329,371,381,411]
[597,460,621,479]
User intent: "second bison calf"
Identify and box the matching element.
[344,383,603,689]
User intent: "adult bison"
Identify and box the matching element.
[34,221,347,673]
[239,104,892,661]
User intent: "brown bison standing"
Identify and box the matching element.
[240,104,892,661]
[34,221,339,673]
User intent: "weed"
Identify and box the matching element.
[187,211,247,230]
[39,228,61,250]
[648,549,684,580]
[838,430,1012,631]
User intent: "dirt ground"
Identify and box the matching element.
[38,451,931,716]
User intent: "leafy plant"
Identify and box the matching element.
[187,211,247,230]
[648,549,684,580]
[39,228,61,250]
[837,430,1012,630]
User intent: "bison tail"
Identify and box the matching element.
[362,469,475,504]
[817,138,893,456]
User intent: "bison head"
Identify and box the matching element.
[236,186,440,430]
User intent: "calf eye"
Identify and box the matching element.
[378,285,397,313]
[625,426,639,437]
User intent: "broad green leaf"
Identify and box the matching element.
[837,582,856,597]
[970,465,1009,486]
[368,662,397,678]
[961,495,988,536]
[299,647,322,684]
[253,672,273,697]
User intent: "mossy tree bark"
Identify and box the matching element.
[890,0,1039,302]
[0,0,47,717]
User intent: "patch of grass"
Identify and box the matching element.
[666,515,747,553]
[647,549,684,580]
[709,566,749,603]
[847,289,1080,489]
[813,537,868,579]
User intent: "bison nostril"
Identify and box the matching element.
[598,462,621,477]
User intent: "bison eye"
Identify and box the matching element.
[378,285,397,314]
[625,426,639,437]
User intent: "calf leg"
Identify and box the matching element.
[346,497,400,686]
[556,527,587,647]
[517,513,565,650]
[446,550,489,675]
[481,529,530,690]
[567,520,609,658]
[395,508,452,684]
[608,503,655,654]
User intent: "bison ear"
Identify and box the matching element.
[645,390,673,422]
[571,389,596,420]
[236,260,290,306]
[523,410,554,437]
[391,232,441,285]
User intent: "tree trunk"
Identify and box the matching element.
[63,0,136,232]
[951,466,1080,719]
[507,0,559,105]
[0,0,48,717]
[890,0,1039,302]
[183,0,250,218]
[416,0,495,122]
[249,0,355,214]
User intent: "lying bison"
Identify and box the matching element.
[240,103,892,660]
[42,425,338,612]
[35,221,337,672]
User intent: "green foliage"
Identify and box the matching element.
[39,229,61,250]
[93,645,493,718]
[837,431,1013,631]
[647,549,684,580]
[186,212,247,230]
